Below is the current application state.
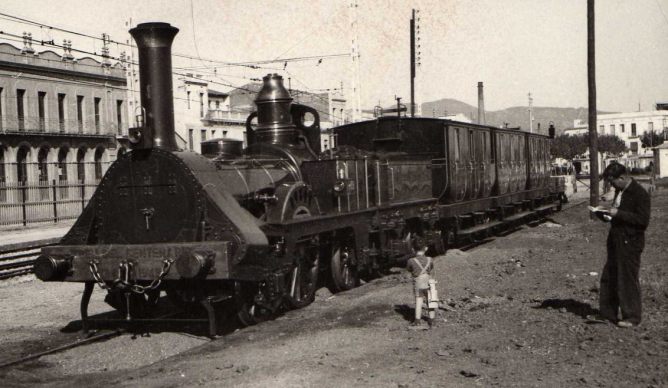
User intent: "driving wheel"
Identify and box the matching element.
[285,244,319,309]
[235,282,274,327]
[330,238,359,292]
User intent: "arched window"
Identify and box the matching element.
[77,148,86,182]
[17,147,29,183]
[0,147,5,183]
[57,148,68,181]
[94,148,104,181]
[38,147,49,182]
[0,147,6,202]
[38,147,50,199]
[57,148,69,198]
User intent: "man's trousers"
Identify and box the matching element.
[599,228,644,324]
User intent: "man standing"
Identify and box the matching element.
[593,163,651,328]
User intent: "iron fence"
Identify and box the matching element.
[0,179,99,228]
[0,161,107,228]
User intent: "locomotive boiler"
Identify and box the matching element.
[34,22,565,335]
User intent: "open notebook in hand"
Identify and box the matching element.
[588,206,611,214]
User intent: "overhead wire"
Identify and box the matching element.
[0,11,349,72]
[0,10,351,121]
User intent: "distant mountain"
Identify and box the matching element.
[422,98,611,136]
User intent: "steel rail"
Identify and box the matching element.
[0,242,58,280]
[0,329,127,369]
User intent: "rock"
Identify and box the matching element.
[460,370,478,378]
[445,249,468,259]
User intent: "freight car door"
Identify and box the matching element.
[496,133,510,195]
[449,126,467,202]
[518,135,527,191]
[528,136,541,190]
[481,130,494,198]
[432,123,449,202]
[468,129,480,199]
[509,135,519,193]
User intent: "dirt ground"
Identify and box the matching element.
[1,189,667,388]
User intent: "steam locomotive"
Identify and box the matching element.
[34,23,565,334]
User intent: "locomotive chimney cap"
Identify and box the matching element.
[255,73,293,104]
[129,22,179,48]
[252,73,297,145]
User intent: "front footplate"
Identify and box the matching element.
[37,241,231,282]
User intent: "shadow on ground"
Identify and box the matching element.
[535,298,597,319]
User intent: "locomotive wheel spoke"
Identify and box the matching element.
[237,301,273,327]
[286,246,319,309]
[235,282,273,327]
[331,240,359,292]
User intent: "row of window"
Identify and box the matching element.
[186,91,206,118]
[598,122,651,137]
[0,87,124,135]
[0,147,105,183]
[187,128,230,150]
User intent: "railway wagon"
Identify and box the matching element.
[34,22,565,335]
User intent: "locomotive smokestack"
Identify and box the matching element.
[254,74,297,145]
[478,81,485,125]
[129,22,179,151]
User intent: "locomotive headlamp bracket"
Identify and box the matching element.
[129,126,154,149]
[333,179,354,196]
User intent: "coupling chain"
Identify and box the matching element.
[88,259,173,294]
[89,260,110,290]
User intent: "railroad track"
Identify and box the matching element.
[0,329,127,369]
[0,238,61,280]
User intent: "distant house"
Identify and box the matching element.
[563,106,668,171]
[169,77,348,154]
[653,142,668,178]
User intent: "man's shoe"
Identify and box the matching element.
[616,320,634,328]
[586,315,612,324]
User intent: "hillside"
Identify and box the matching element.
[422,98,612,136]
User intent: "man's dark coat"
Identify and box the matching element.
[600,179,650,325]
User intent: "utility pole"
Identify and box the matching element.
[588,0,600,210]
[349,0,362,122]
[528,92,534,133]
[410,9,420,118]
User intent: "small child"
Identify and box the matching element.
[406,237,437,326]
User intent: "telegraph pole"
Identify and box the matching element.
[410,9,420,117]
[588,0,600,209]
[349,0,362,122]
[528,92,534,133]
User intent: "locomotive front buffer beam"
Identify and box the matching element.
[35,241,231,283]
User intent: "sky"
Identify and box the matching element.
[1,0,667,113]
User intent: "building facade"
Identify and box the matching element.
[563,108,668,171]
[170,76,348,154]
[0,37,128,227]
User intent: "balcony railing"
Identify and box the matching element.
[0,114,126,136]
[204,109,248,123]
